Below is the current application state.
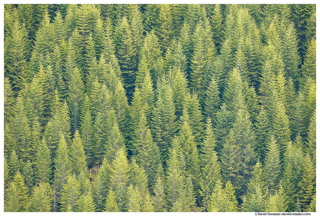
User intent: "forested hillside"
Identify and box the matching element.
[4,4,316,212]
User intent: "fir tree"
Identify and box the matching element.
[104,189,119,212]
[28,183,53,212]
[70,130,87,176]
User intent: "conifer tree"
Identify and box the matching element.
[211,4,224,51]
[13,172,29,211]
[105,122,125,163]
[68,67,85,133]
[306,111,316,159]
[152,80,176,163]
[76,192,96,212]
[60,174,80,212]
[5,20,28,92]
[92,157,112,211]
[111,148,130,211]
[4,77,14,124]
[70,130,87,176]
[200,118,221,209]
[104,189,119,212]
[264,135,281,194]
[127,184,142,212]
[272,101,291,159]
[157,5,173,54]
[9,150,20,181]
[28,183,53,212]
[166,138,185,210]
[242,161,267,212]
[114,16,137,100]
[54,135,72,201]
[35,139,52,183]
[282,23,300,88]
[5,182,20,212]
[204,77,220,124]
[255,106,270,162]
[298,154,315,211]
[301,38,316,85]
[11,96,31,161]
[22,160,34,193]
[153,176,166,212]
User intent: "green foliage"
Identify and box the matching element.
[28,183,53,212]
[4,4,317,212]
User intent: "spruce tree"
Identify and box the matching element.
[153,176,166,212]
[54,134,72,202]
[104,189,119,212]
[28,183,53,212]
[60,174,80,212]
[264,135,281,194]
[70,130,87,176]
[13,172,29,211]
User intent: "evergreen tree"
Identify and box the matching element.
[157,5,173,54]
[5,182,20,212]
[104,189,119,212]
[28,183,53,212]
[13,172,29,211]
[211,4,224,51]
[70,130,87,176]
[242,161,267,212]
[76,192,96,212]
[200,118,221,209]
[22,160,34,193]
[114,16,137,100]
[127,184,142,212]
[110,148,130,211]
[255,106,270,162]
[68,67,85,133]
[298,154,315,211]
[204,77,220,124]
[153,176,166,212]
[264,135,281,194]
[306,111,316,159]
[54,134,72,202]
[60,174,80,212]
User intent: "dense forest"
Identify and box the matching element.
[4,4,316,212]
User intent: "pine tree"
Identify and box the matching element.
[166,138,185,210]
[242,161,267,212]
[28,182,53,212]
[211,4,224,51]
[190,23,206,93]
[111,148,130,211]
[76,192,96,212]
[13,172,29,211]
[68,67,85,133]
[272,101,291,160]
[301,38,316,86]
[152,80,176,163]
[9,150,20,181]
[104,189,119,212]
[105,122,125,163]
[4,77,14,124]
[114,16,137,100]
[306,111,316,159]
[207,180,228,212]
[5,182,20,212]
[54,134,72,201]
[157,5,173,54]
[153,176,166,212]
[127,184,142,212]
[4,20,28,92]
[255,106,270,162]
[282,23,300,88]
[11,96,31,161]
[204,77,220,124]
[60,174,80,212]
[92,157,112,211]
[70,130,87,176]
[200,118,221,209]
[264,135,281,194]
[22,160,34,193]
[81,108,93,165]
[298,154,315,211]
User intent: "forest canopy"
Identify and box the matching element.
[4,4,316,212]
